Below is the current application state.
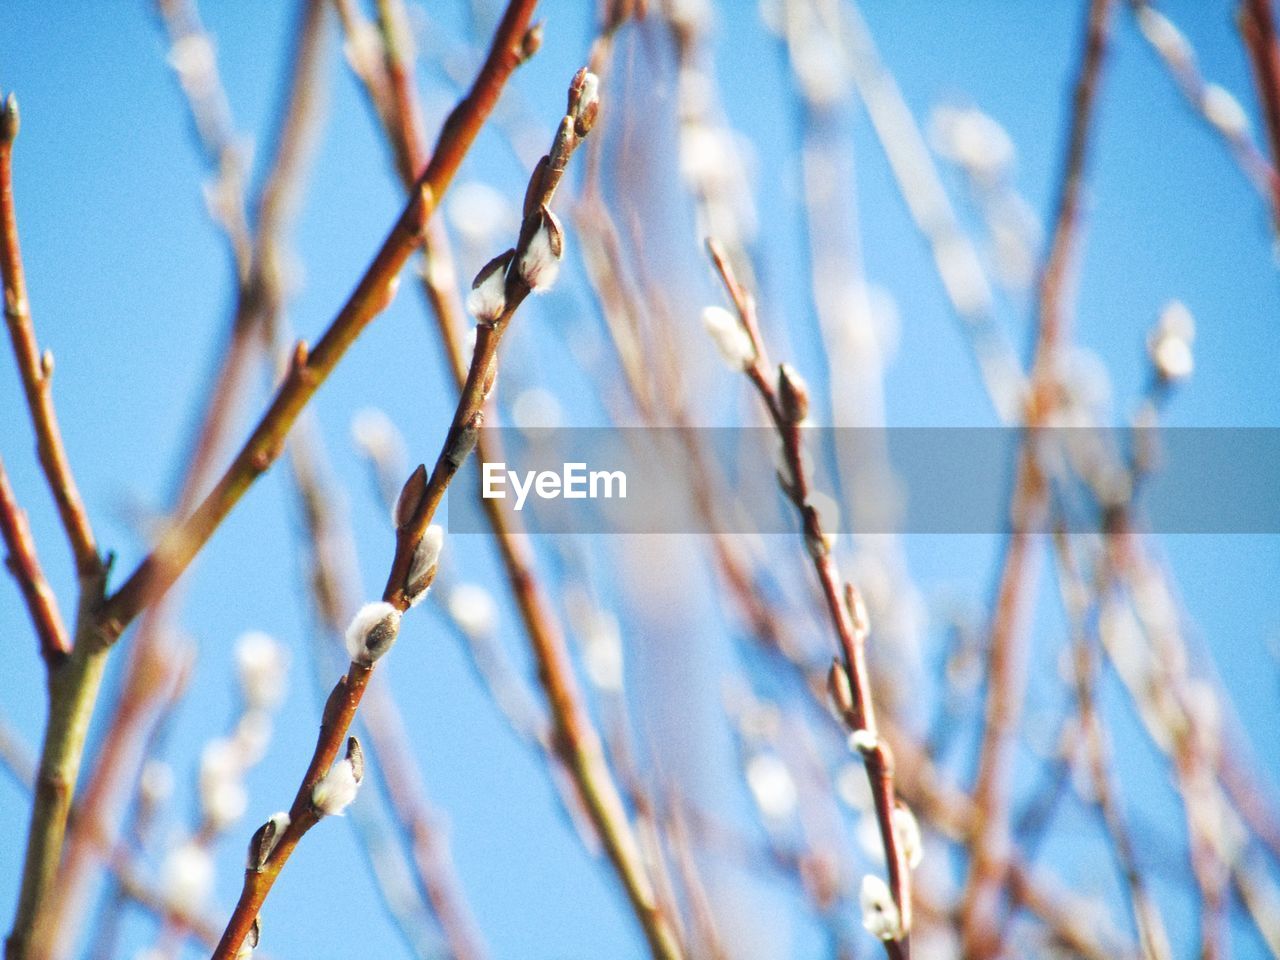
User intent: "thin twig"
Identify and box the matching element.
[96,0,540,641]
[41,6,333,952]
[289,418,489,960]
[2,91,112,960]
[1240,0,1280,230]
[340,11,684,957]
[0,95,98,577]
[208,64,661,960]
[707,240,911,959]
[0,455,69,663]
[960,3,1115,955]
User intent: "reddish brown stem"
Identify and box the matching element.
[1241,0,1280,229]
[708,240,909,960]
[97,0,540,643]
[0,95,98,578]
[0,456,69,662]
[959,2,1114,955]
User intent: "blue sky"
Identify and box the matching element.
[2,2,1279,959]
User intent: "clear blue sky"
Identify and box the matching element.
[1,2,1278,959]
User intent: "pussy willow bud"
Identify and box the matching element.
[518,205,563,292]
[445,412,482,468]
[1148,300,1195,384]
[466,249,514,324]
[246,811,290,872]
[893,805,924,869]
[569,68,600,136]
[234,631,288,711]
[519,22,543,63]
[844,583,870,637]
[1,93,18,143]
[406,525,444,606]
[1202,84,1249,139]
[311,737,363,817]
[394,464,427,530]
[849,728,879,754]
[701,305,756,371]
[778,364,810,424]
[827,659,855,718]
[344,601,401,665]
[859,874,903,941]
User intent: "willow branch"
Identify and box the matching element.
[1240,0,1280,229]
[707,240,911,959]
[1131,1,1280,220]
[289,420,489,960]
[0,455,69,663]
[960,2,1115,955]
[208,63,672,960]
[2,90,112,960]
[337,15,683,956]
[96,0,540,643]
[41,7,333,953]
[0,95,98,576]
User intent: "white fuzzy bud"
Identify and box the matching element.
[311,740,363,817]
[572,71,600,134]
[234,632,288,711]
[849,728,879,754]
[518,206,564,292]
[860,874,903,941]
[1137,7,1192,66]
[350,407,404,466]
[139,759,174,808]
[1203,84,1249,139]
[160,842,214,915]
[702,305,756,371]
[893,805,924,869]
[344,601,401,665]
[447,583,497,638]
[199,738,247,830]
[448,181,514,247]
[746,753,798,823]
[466,250,512,324]
[1148,300,1195,383]
[406,525,445,606]
[583,613,624,692]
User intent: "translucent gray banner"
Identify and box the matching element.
[443,428,1280,534]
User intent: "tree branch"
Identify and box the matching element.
[0,455,69,663]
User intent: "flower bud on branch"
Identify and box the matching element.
[311,737,363,817]
[860,874,904,941]
[517,204,563,292]
[246,812,290,873]
[466,249,514,324]
[344,602,401,665]
[702,305,756,371]
[405,524,444,605]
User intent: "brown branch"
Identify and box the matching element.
[289,418,489,960]
[0,94,99,577]
[3,90,112,960]
[1240,0,1280,229]
[1132,2,1280,220]
[208,63,674,960]
[1052,530,1172,960]
[40,6,333,953]
[96,0,540,643]
[337,13,685,956]
[959,2,1115,955]
[707,240,911,959]
[0,455,69,663]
